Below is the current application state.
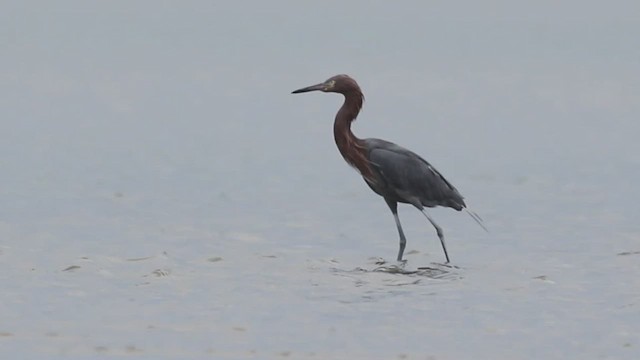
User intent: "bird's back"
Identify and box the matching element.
[362,138,466,211]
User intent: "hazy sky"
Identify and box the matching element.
[2,1,639,216]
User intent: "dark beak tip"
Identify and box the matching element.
[291,83,324,94]
[291,88,310,94]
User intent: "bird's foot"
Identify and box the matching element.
[373,257,407,266]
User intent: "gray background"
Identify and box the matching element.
[1,1,639,359]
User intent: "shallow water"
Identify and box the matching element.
[2,1,640,359]
[2,173,639,359]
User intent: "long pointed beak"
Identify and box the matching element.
[291,83,324,94]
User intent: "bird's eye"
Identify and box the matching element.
[325,80,335,90]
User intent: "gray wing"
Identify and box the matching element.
[364,138,466,210]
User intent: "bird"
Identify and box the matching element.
[292,74,486,263]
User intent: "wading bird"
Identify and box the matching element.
[292,74,485,263]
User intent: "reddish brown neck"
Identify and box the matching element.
[333,91,374,180]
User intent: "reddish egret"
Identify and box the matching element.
[292,74,486,263]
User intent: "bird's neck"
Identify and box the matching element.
[333,91,374,179]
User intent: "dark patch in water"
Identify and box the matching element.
[147,269,171,277]
[370,259,461,279]
[345,261,460,280]
[617,250,640,256]
[126,256,155,262]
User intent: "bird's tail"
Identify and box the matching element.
[465,209,489,232]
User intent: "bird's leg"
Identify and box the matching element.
[384,199,407,261]
[420,210,450,263]
[393,213,407,261]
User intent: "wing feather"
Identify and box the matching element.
[364,139,465,210]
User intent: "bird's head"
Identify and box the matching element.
[292,74,361,95]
